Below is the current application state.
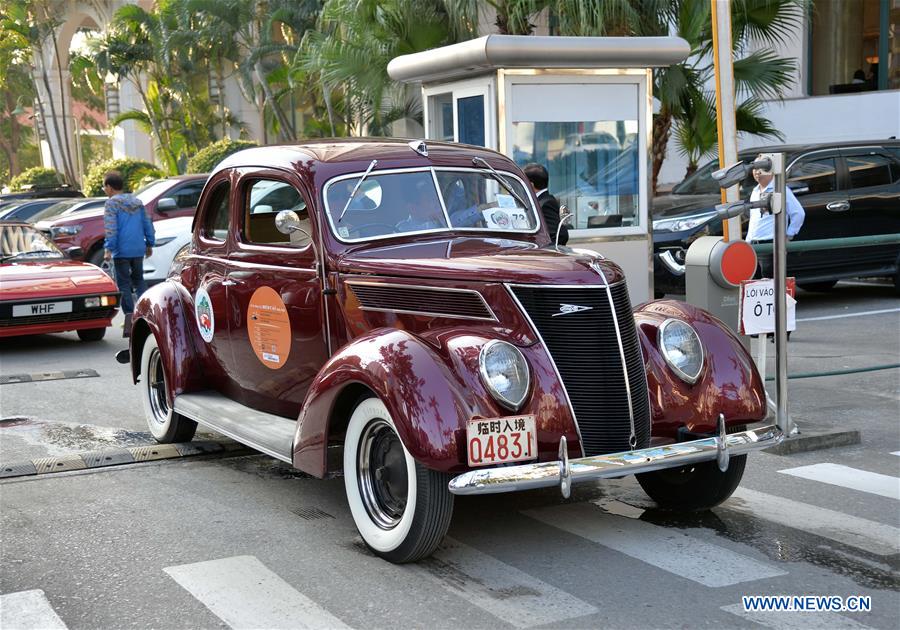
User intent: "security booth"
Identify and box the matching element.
[388,35,689,304]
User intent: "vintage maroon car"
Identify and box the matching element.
[123,139,781,563]
[0,221,119,340]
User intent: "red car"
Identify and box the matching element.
[0,221,119,341]
[35,174,207,266]
[123,140,780,563]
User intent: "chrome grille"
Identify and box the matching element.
[511,283,651,456]
[348,283,495,320]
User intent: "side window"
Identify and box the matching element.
[788,157,837,194]
[845,153,895,188]
[170,182,205,209]
[243,179,310,246]
[202,183,231,241]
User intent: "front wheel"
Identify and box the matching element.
[637,455,746,510]
[343,397,453,563]
[77,327,106,342]
[140,335,196,443]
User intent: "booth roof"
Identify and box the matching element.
[387,35,691,84]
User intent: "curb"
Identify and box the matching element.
[0,439,251,480]
[762,422,861,455]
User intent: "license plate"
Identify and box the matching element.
[13,301,73,317]
[466,415,537,467]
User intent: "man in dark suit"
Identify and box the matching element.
[524,163,568,246]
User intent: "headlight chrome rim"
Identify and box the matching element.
[478,340,530,411]
[659,318,704,384]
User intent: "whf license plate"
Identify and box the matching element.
[466,415,537,467]
[13,301,72,317]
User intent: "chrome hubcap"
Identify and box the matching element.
[358,419,408,530]
[147,348,169,424]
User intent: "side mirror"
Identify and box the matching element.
[275,209,303,234]
[711,162,750,189]
[157,197,177,212]
[787,182,810,196]
[66,246,83,259]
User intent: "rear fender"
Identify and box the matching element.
[635,299,766,437]
[129,281,206,400]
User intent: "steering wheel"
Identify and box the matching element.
[348,222,397,238]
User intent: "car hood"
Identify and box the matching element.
[651,193,719,218]
[35,206,104,229]
[338,237,626,285]
[0,260,117,301]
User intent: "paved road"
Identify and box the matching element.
[1,280,898,629]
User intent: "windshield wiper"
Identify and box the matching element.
[471,156,530,210]
[338,159,378,222]
[0,251,63,263]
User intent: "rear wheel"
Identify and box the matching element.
[797,280,837,292]
[140,335,196,443]
[637,455,746,510]
[77,327,106,342]
[343,397,453,563]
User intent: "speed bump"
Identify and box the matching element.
[33,454,88,474]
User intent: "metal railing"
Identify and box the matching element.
[750,233,900,254]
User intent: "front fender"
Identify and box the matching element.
[130,281,206,400]
[635,299,766,437]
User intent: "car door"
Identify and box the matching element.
[784,150,846,279]
[839,146,900,275]
[223,170,327,419]
[183,176,236,397]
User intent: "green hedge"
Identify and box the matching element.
[83,159,164,196]
[9,167,64,191]
[187,138,257,174]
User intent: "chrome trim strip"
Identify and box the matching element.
[504,283,586,457]
[345,280,498,321]
[323,165,541,244]
[658,250,685,276]
[593,267,638,448]
[449,423,784,495]
[174,404,292,464]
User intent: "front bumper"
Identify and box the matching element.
[448,416,782,497]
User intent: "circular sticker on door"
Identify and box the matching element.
[247,286,291,369]
[195,287,215,342]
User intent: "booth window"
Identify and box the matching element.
[511,120,640,230]
[429,93,454,142]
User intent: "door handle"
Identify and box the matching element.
[826,201,850,212]
[222,279,238,287]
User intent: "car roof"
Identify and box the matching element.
[740,138,899,158]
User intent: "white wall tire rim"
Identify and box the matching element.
[344,398,417,553]
[141,336,174,440]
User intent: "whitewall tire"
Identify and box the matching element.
[140,335,197,443]
[343,396,453,563]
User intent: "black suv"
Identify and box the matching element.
[652,140,900,295]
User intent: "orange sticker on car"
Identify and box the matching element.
[247,286,291,369]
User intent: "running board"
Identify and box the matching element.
[174,391,295,463]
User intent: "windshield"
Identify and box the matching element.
[30,198,99,223]
[671,157,756,196]
[0,223,65,260]
[324,167,538,242]
[136,179,175,204]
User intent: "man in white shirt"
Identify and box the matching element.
[745,162,805,244]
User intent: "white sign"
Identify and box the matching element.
[740,279,796,335]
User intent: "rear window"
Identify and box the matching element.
[845,153,895,188]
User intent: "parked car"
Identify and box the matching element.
[122,139,779,564]
[36,174,207,265]
[28,197,107,224]
[0,221,119,341]
[652,140,900,295]
[0,198,71,222]
[0,185,82,210]
[143,215,192,285]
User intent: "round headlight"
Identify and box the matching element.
[479,340,530,410]
[659,319,704,384]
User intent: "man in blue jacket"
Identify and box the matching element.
[102,171,155,337]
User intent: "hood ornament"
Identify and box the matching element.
[553,304,593,317]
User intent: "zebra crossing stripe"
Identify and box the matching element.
[891,451,900,457]
[778,463,900,500]
[721,603,872,629]
[409,537,598,628]
[524,503,786,587]
[728,488,900,556]
[0,590,68,630]
[164,556,351,629]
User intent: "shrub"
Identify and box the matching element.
[187,138,257,174]
[83,159,164,196]
[9,167,64,191]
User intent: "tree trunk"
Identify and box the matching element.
[216,58,227,139]
[651,108,672,196]
[36,67,71,183]
[254,59,294,142]
[51,31,77,184]
[684,162,698,179]
[323,83,336,137]
[3,91,22,177]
